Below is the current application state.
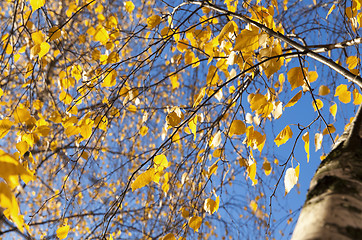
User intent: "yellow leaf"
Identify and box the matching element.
[94,26,109,44]
[318,85,330,95]
[49,26,61,41]
[80,122,92,139]
[139,126,148,136]
[284,166,298,195]
[346,56,359,70]
[193,87,206,108]
[302,132,310,162]
[208,159,219,177]
[131,168,155,191]
[127,104,137,113]
[102,69,117,87]
[124,1,135,13]
[315,132,323,151]
[212,148,223,158]
[154,154,168,170]
[206,65,219,86]
[188,115,197,140]
[38,42,50,58]
[287,67,307,90]
[0,182,24,232]
[233,26,259,52]
[16,141,29,156]
[209,130,222,149]
[274,125,293,147]
[262,159,272,176]
[322,124,336,135]
[284,90,302,108]
[330,103,337,119]
[0,88,3,98]
[204,196,220,214]
[229,120,246,137]
[313,99,324,111]
[30,0,45,11]
[308,71,318,82]
[217,21,235,43]
[259,42,284,78]
[147,15,161,29]
[249,200,258,212]
[188,216,202,232]
[247,162,258,185]
[161,233,176,240]
[353,88,362,105]
[14,107,31,123]
[335,84,351,103]
[0,150,34,188]
[0,118,13,139]
[56,224,70,240]
[326,4,335,19]
[32,31,45,45]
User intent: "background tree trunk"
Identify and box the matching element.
[292,105,362,240]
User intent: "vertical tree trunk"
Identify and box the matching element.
[292,105,362,240]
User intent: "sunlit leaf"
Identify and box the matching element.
[154,154,168,170]
[330,103,337,119]
[166,107,184,127]
[284,90,302,108]
[49,26,61,41]
[259,42,283,78]
[188,115,197,140]
[233,26,259,52]
[131,168,155,191]
[302,132,310,162]
[322,124,336,135]
[94,26,109,44]
[204,196,220,214]
[147,15,161,29]
[0,118,13,139]
[247,162,258,185]
[229,120,246,137]
[318,85,330,95]
[313,99,324,111]
[335,84,351,103]
[56,224,70,240]
[346,56,359,70]
[274,125,293,147]
[30,0,45,11]
[139,125,148,136]
[188,216,202,232]
[284,166,299,195]
[124,1,135,13]
[0,182,24,231]
[262,159,272,176]
[353,88,362,105]
[161,233,176,240]
[315,133,323,151]
[287,67,307,90]
[210,130,222,149]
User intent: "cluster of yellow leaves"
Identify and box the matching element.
[131,154,169,191]
[31,30,50,59]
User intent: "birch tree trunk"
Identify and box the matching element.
[292,105,362,240]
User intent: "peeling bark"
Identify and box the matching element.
[292,105,362,240]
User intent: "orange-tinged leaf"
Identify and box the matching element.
[302,132,310,162]
[262,159,272,176]
[30,0,45,11]
[322,124,336,135]
[147,15,161,29]
[49,26,61,41]
[315,132,323,151]
[313,99,324,111]
[274,125,293,147]
[166,107,184,127]
[247,162,258,185]
[284,166,298,195]
[161,233,176,240]
[188,216,202,232]
[131,168,155,191]
[188,115,197,140]
[56,224,70,239]
[285,90,302,108]
[353,88,362,105]
[308,71,318,82]
[318,85,330,95]
[124,1,135,13]
[335,84,351,103]
[204,196,220,214]
[229,120,246,137]
[287,67,307,90]
[0,118,13,139]
[330,103,337,119]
